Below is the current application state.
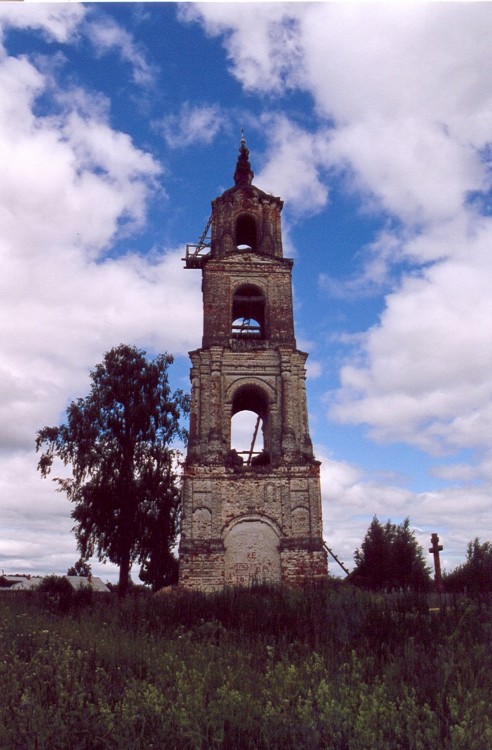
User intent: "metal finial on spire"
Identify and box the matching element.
[234,130,254,186]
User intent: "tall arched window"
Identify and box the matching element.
[230,385,270,466]
[232,284,265,339]
[235,214,257,250]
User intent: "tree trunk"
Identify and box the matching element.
[118,547,131,598]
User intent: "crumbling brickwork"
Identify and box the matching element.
[179,137,327,590]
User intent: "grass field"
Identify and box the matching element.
[0,582,490,749]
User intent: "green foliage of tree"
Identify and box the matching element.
[67,557,92,577]
[139,546,179,591]
[445,538,492,593]
[36,344,189,597]
[351,516,431,591]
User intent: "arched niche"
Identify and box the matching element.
[231,284,265,339]
[291,506,310,537]
[224,518,281,585]
[192,507,212,540]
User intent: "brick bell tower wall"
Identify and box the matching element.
[179,137,327,590]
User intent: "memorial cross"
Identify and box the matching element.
[429,532,444,592]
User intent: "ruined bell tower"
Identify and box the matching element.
[178,136,327,590]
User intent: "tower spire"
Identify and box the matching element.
[233,129,254,187]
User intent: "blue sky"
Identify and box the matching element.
[1,2,492,582]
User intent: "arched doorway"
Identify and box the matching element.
[224,519,281,585]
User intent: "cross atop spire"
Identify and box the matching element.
[233,130,254,187]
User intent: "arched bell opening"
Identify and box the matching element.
[235,213,257,251]
[229,384,270,467]
[232,284,265,339]
[231,316,262,338]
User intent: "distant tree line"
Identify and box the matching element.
[444,538,492,593]
[349,516,492,594]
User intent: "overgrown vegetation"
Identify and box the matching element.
[444,538,492,593]
[1,582,490,749]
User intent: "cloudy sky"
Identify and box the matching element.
[1,1,491,583]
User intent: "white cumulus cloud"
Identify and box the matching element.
[160,102,226,148]
[0,8,202,579]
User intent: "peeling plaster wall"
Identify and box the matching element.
[179,463,326,591]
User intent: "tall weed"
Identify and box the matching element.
[0,585,490,749]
